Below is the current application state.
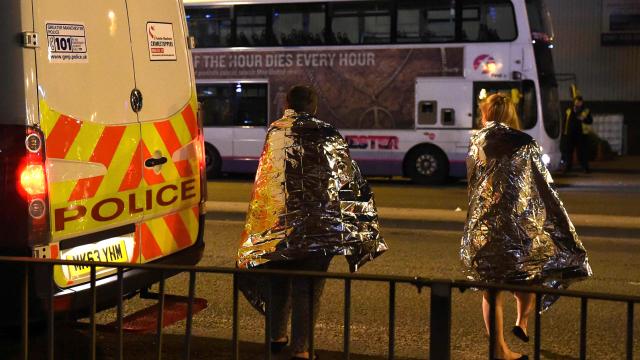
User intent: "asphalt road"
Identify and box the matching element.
[178,217,640,359]
[10,174,639,360]
[82,218,638,360]
[203,174,640,218]
[85,176,637,360]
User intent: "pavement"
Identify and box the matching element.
[552,155,640,190]
[205,156,640,238]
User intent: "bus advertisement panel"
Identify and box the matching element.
[193,47,463,129]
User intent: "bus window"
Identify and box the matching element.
[418,101,438,125]
[187,8,232,48]
[461,0,517,42]
[272,4,326,46]
[442,108,456,126]
[472,81,537,130]
[539,78,561,138]
[236,5,270,46]
[521,80,538,130]
[532,42,561,139]
[331,2,391,44]
[397,0,455,43]
[197,83,268,127]
[526,0,555,42]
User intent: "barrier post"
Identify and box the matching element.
[156,275,166,360]
[232,274,239,360]
[264,279,272,360]
[388,281,396,360]
[627,301,634,360]
[580,298,588,360]
[21,264,29,360]
[184,271,196,360]
[429,282,451,360]
[343,279,351,360]
[90,266,97,360]
[117,268,124,360]
[47,264,55,360]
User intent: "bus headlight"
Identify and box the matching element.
[541,153,551,166]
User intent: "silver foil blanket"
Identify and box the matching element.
[237,111,388,312]
[460,122,592,307]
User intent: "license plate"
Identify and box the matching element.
[64,238,129,278]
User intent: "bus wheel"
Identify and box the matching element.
[205,143,222,179]
[405,146,449,185]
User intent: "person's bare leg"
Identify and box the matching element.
[483,291,522,359]
[514,292,536,335]
[270,274,292,344]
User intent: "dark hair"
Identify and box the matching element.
[574,96,584,101]
[286,85,318,114]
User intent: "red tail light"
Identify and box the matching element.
[20,164,46,196]
[0,125,50,252]
[17,130,47,198]
[17,128,50,245]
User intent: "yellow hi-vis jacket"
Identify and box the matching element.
[564,108,592,135]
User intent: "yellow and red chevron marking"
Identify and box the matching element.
[69,125,127,201]
[130,205,200,263]
[40,93,201,241]
[41,97,198,202]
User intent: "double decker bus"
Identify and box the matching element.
[185,0,561,184]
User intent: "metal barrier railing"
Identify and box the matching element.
[4,256,639,360]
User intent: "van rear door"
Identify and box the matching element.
[126,0,202,263]
[33,0,142,286]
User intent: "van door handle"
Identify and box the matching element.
[130,88,143,113]
[145,156,167,168]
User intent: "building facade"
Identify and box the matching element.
[547,0,640,154]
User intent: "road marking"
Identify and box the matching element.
[206,201,640,230]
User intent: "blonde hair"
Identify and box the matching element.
[480,93,521,130]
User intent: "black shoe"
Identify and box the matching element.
[512,326,529,342]
[270,337,288,353]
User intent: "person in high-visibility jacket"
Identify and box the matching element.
[562,96,593,173]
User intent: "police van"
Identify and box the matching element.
[0,0,205,319]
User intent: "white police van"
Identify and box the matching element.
[0,0,206,321]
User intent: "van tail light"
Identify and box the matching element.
[0,125,50,254]
[17,128,51,247]
[195,103,207,207]
[20,165,46,196]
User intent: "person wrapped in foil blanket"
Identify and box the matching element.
[461,120,592,295]
[237,103,388,315]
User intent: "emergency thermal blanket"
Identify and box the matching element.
[460,122,592,295]
[237,110,387,312]
[237,111,387,269]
